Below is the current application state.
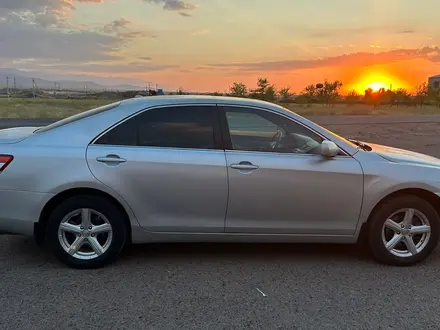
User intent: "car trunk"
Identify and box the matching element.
[0,127,39,144]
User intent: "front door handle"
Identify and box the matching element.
[96,154,127,164]
[230,161,259,171]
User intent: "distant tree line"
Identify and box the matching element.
[214,78,440,108]
[2,77,439,108]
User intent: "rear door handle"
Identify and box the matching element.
[96,155,127,164]
[230,162,259,171]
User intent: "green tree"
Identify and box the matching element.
[364,87,386,108]
[415,82,429,107]
[278,87,292,102]
[394,88,411,105]
[317,80,343,106]
[303,84,317,97]
[301,84,318,103]
[229,82,248,97]
[265,85,277,101]
[255,78,269,96]
[250,77,276,101]
[345,90,361,105]
[383,89,397,106]
[177,87,185,95]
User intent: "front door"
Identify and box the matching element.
[86,104,228,233]
[219,105,363,235]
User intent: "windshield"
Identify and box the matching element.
[317,124,362,150]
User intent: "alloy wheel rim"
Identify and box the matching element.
[58,208,113,260]
[381,208,431,258]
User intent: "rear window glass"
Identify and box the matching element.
[34,101,121,133]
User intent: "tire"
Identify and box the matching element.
[367,194,440,266]
[45,195,127,269]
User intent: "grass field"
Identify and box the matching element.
[1,97,440,118]
[0,98,115,119]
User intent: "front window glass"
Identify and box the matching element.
[224,107,323,154]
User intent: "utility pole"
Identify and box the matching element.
[6,76,9,99]
[32,78,37,98]
[13,77,16,93]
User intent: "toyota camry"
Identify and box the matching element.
[0,95,439,268]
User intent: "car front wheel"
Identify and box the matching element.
[45,195,127,269]
[368,194,440,266]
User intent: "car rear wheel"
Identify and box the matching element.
[45,195,127,269]
[368,195,440,266]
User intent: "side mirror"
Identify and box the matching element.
[320,140,339,157]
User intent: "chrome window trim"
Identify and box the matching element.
[90,101,351,157]
[90,103,219,151]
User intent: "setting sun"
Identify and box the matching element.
[345,68,412,95]
[368,82,387,92]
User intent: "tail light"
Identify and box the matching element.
[0,155,13,173]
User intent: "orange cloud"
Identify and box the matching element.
[207,47,440,72]
[195,47,440,93]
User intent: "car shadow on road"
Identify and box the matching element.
[0,236,378,268]
[118,242,374,265]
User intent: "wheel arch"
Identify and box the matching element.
[35,187,132,245]
[358,188,440,242]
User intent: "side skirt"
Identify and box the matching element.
[131,226,358,244]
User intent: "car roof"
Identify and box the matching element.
[120,95,281,109]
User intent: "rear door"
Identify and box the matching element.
[86,104,228,233]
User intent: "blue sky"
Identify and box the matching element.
[0,0,439,92]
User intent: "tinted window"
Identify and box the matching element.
[95,105,217,149]
[95,115,138,146]
[223,107,323,154]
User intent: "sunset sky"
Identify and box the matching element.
[0,0,439,93]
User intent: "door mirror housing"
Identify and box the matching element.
[320,140,339,157]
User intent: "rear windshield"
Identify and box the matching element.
[34,101,121,133]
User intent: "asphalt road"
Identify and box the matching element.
[1,116,440,330]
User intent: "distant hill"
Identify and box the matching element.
[0,68,143,91]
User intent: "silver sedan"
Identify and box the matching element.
[0,96,439,268]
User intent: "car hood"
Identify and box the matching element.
[366,142,440,167]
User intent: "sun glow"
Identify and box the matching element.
[368,82,387,92]
[347,70,410,94]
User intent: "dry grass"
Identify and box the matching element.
[1,97,440,119]
[0,98,116,119]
